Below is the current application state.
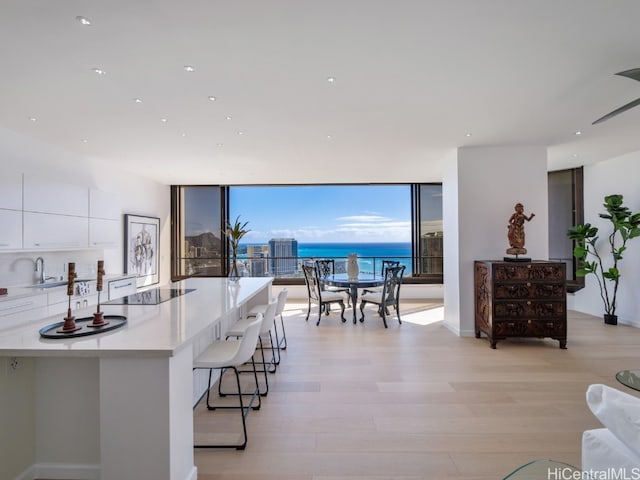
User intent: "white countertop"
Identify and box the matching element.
[0,277,272,358]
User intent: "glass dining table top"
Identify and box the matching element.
[616,369,640,391]
[321,273,384,288]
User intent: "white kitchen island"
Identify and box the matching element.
[0,277,272,480]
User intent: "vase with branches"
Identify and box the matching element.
[567,194,640,324]
[223,215,250,279]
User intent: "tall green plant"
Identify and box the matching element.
[567,194,640,316]
[223,215,250,277]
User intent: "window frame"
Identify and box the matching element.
[548,167,584,293]
[172,183,443,284]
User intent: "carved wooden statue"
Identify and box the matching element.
[506,203,535,256]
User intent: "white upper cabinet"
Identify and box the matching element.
[23,174,88,217]
[23,212,89,250]
[0,172,23,210]
[0,209,22,250]
[89,218,120,248]
[89,188,121,220]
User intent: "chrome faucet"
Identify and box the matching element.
[34,257,47,284]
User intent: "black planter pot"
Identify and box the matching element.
[604,314,618,325]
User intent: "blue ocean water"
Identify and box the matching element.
[297,242,410,259]
[240,242,412,275]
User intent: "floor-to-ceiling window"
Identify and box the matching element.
[171,186,224,279]
[171,183,443,283]
[229,184,414,278]
[413,184,443,280]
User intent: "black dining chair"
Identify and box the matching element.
[302,264,347,326]
[315,259,351,305]
[362,260,401,295]
[359,265,406,328]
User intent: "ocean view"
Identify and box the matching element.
[242,242,413,275]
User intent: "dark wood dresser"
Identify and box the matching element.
[474,260,567,349]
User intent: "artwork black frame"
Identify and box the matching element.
[124,214,160,287]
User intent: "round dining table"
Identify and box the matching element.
[321,273,385,323]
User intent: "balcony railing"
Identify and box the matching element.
[175,254,443,283]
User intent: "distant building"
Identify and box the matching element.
[420,232,443,274]
[247,244,270,277]
[269,238,298,276]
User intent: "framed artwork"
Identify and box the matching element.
[124,214,160,287]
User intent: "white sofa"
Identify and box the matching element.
[582,384,640,471]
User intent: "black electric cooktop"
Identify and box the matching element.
[105,288,195,305]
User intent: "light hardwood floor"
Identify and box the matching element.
[194,300,640,480]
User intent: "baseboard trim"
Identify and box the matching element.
[15,463,197,480]
[14,463,100,480]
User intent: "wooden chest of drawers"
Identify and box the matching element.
[474,260,567,349]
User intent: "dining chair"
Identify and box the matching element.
[359,265,406,328]
[302,264,347,326]
[362,260,401,295]
[315,259,351,305]
[193,315,262,450]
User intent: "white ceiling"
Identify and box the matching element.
[2,0,640,185]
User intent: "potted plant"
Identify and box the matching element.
[567,194,640,324]
[223,215,250,278]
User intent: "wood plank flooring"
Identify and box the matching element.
[194,301,640,480]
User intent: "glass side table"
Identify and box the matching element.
[616,369,640,392]
[503,459,580,479]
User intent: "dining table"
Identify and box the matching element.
[321,273,385,323]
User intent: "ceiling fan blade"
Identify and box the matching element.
[616,68,640,82]
[593,97,640,125]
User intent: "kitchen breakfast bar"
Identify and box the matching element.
[0,277,272,480]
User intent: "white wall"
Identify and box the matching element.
[0,127,170,479]
[571,151,640,326]
[444,145,549,336]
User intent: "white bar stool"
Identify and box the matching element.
[193,315,262,450]
[225,301,278,396]
[248,288,289,354]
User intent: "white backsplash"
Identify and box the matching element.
[0,251,111,287]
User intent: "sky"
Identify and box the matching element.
[229,185,412,243]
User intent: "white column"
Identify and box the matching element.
[443,145,549,336]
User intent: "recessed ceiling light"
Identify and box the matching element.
[28,116,37,122]
[92,68,106,76]
[80,138,88,143]
[575,131,582,136]
[160,118,168,123]
[181,132,187,137]
[226,115,232,120]
[133,98,143,103]
[183,65,195,72]
[208,96,217,102]
[572,153,579,158]
[465,133,472,137]
[75,16,91,26]
[327,76,336,83]
[237,131,244,135]
[327,135,333,140]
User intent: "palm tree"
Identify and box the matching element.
[222,216,250,277]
